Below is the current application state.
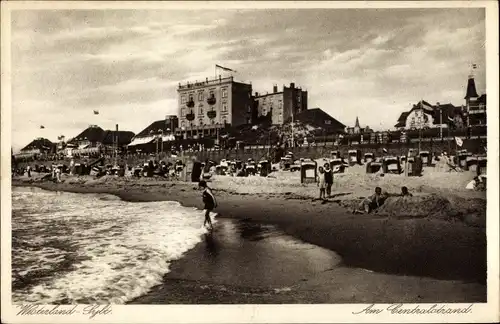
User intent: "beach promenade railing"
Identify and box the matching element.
[15,126,487,168]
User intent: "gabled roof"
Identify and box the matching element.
[68,125,135,145]
[135,120,176,138]
[20,138,55,152]
[395,102,464,128]
[101,130,135,146]
[289,108,346,130]
[68,125,105,143]
[395,112,410,127]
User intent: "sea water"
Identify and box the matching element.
[12,187,213,304]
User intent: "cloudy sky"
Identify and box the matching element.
[10,7,485,151]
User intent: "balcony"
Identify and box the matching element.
[186,111,195,121]
[207,96,216,105]
[207,110,217,119]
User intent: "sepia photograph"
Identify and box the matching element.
[1,1,499,323]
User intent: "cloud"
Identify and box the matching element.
[9,8,486,151]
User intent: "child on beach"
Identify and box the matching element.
[199,180,217,229]
[317,166,326,201]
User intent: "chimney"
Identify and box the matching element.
[255,92,259,97]
[206,77,208,82]
[273,85,278,93]
[290,82,295,88]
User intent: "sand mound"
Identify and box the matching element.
[373,194,486,227]
[376,195,451,219]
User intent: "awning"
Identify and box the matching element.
[128,136,155,147]
[80,147,100,154]
[161,134,176,142]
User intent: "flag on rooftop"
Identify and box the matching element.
[472,63,478,69]
[40,125,45,129]
[93,110,99,115]
[216,64,236,72]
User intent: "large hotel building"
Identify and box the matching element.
[254,83,308,125]
[176,76,253,139]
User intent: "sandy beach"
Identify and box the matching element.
[11,163,487,304]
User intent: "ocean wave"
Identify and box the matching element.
[12,187,214,304]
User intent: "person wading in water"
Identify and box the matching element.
[199,180,217,229]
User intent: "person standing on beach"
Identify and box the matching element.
[199,180,217,229]
[323,163,333,197]
[317,166,326,201]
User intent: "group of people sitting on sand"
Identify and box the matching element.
[352,186,413,214]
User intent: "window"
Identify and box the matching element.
[198,92,204,101]
[221,88,228,98]
[209,90,215,98]
[325,120,332,125]
[222,117,227,124]
[181,108,186,117]
[188,94,194,102]
[297,96,301,103]
[199,106,203,114]
[181,121,185,128]
[222,103,227,112]
[181,95,186,104]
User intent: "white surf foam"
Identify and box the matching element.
[12,187,216,304]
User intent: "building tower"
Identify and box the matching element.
[465,72,479,127]
[354,116,361,134]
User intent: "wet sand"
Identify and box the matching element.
[128,218,485,304]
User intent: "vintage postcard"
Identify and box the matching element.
[1,1,499,323]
